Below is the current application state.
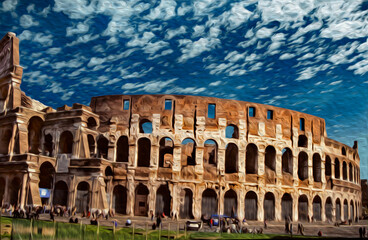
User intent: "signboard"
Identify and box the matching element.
[39,188,50,198]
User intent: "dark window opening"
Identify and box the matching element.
[325,197,333,221]
[300,118,305,131]
[97,136,108,159]
[165,99,172,110]
[267,110,273,120]
[343,161,347,180]
[113,185,127,214]
[137,138,151,167]
[204,140,217,165]
[159,137,173,167]
[208,104,216,119]
[341,147,346,156]
[225,125,239,139]
[123,100,130,110]
[88,135,95,157]
[105,166,113,177]
[224,189,237,217]
[298,152,308,181]
[44,134,53,157]
[180,189,193,219]
[225,143,238,174]
[28,117,43,154]
[298,195,308,221]
[244,191,257,220]
[39,162,55,189]
[87,117,97,129]
[325,156,331,177]
[201,189,217,216]
[336,199,341,221]
[59,131,73,154]
[181,138,196,166]
[53,181,68,206]
[313,153,321,182]
[265,146,276,171]
[0,129,12,155]
[246,144,258,174]
[249,107,255,117]
[335,158,340,179]
[281,193,293,220]
[264,192,275,220]
[155,185,171,217]
[313,196,322,221]
[298,135,308,148]
[282,148,293,174]
[349,163,353,182]
[116,136,129,162]
[139,119,153,134]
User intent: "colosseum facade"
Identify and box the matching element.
[0,32,361,222]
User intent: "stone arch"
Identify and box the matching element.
[180,188,193,219]
[312,195,322,221]
[224,189,237,217]
[225,124,239,139]
[342,161,347,180]
[201,188,217,217]
[264,192,275,221]
[39,161,55,189]
[298,195,308,222]
[139,119,152,134]
[0,129,12,155]
[341,146,346,156]
[113,185,127,214]
[204,139,217,165]
[97,135,108,159]
[76,181,90,213]
[87,117,97,129]
[137,138,151,167]
[244,191,257,220]
[349,163,353,182]
[265,146,276,171]
[281,193,293,220]
[325,155,331,178]
[87,134,95,157]
[181,138,196,166]
[298,135,308,148]
[159,137,173,167]
[282,148,293,174]
[298,152,308,181]
[59,131,73,154]
[343,199,348,221]
[44,133,54,157]
[335,158,340,179]
[225,143,238,174]
[156,184,171,217]
[325,197,333,221]
[246,143,258,174]
[134,184,149,216]
[53,181,68,206]
[336,198,341,221]
[116,136,129,162]
[105,166,113,177]
[313,153,321,182]
[28,116,43,154]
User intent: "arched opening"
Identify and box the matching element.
[28,116,43,154]
[181,138,196,166]
[159,137,173,167]
[116,136,129,162]
[204,140,217,165]
[97,136,108,159]
[244,191,257,220]
[336,199,341,221]
[325,197,333,221]
[264,192,275,221]
[134,184,149,216]
[76,182,90,213]
[341,147,346,156]
[298,152,308,181]
[225,125,239,139]
[53,181,68,206]
[105,166,113,177]
[9,177,21,206]
[313,153,321,182]
[137,138,151,167]
[325,156,331,178]
[139,119,152,134]
[349,163,353,182]
[155,185,171,217]
[282,148,293,174]
[39,162,55,204]
[224,189,237,217]
[343,199,348,221]
[246,144,258,174]
[281,193,293,220]
[59,131,73,154]
[113,185,127,214]
[298,135,308,148]
[343,162,347,180]
[350,200,354,221]
[201,189,217,217]
[87,117,97,129]
[265,146,276,171]
[225,143,238,174]
[298,195,308,221]
[180,189,193,219]
[0,129,12,155]
[87,135,95,157]
[0,178,5,205]
[312,195,322,221]
[335,159,340,179]
[44,134,53,157]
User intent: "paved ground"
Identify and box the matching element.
[31,214,368,238]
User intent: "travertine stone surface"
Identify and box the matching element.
[0,32,362,223]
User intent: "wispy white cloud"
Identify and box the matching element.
[20,14,39,28]
[1,0,17,12]
[18,30,53,46]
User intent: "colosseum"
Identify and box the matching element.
[0,32,361,223]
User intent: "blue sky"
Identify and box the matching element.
[1,0,367,178]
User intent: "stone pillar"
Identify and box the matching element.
[193,186,202,219]
[275,192,281,221]
[148,184,157,217]
[321,155,326,187]
[258,151,265,186]
[218,148,225,176]
[3,176,9,204]
[276,150,282,185]
[308,196,313,222]
[238,149,245,182]
[68,176,76,209]
[293,193,298,221]
[237,188,244,220]
[151,143,159,168]
[293,155,298,186]
[218,188,224,216]
[195,146,204,174]
[321,199,326,222]
[126,176,135,216]
[258,192,264,221]
[308,152,313,186]
[18,123,28,154]
[331,160,335,179]
[19,173,27,209]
